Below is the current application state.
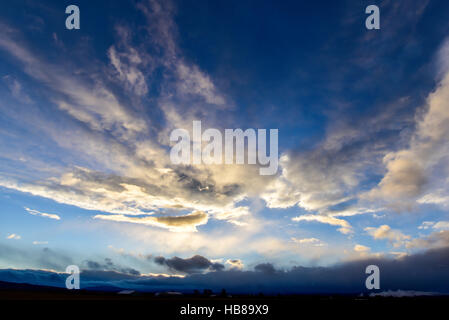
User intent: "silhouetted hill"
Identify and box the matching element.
[0,280,64,292]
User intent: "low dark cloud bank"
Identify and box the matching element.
[0,247,448,294]
[85,258,141,276]
[154,255,225,274]
[254,263,276,274]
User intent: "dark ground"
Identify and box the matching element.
[0,280,446,318]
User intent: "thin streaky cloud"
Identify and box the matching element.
[25,207,60,220]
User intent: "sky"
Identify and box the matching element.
[0,0,449,293]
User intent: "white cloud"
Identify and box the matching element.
[365,225,410,247]
[176,62,225,106]
[226,259,244,270]
[0,2,264,231]
[0,0,447,270]
[6,233,21,240]
[406,230,449,249]
[291,237,327,247]
[418,220,449,230]
[33,241,49,245]
[262,153,357,212]
[292,214,353,235]
[354,244,370,253]
[418,191,449,206]
[418,221,435,230]
[389,251,408,259]
[327,207,381,218]
[365,39,449,209]
[107,25,149,96]
[433,221,449,230]
[25,207,60,220]
[2,75,32,104]
[94,211,208,232]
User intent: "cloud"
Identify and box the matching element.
[365,154,427,205]
[84,258,140,276]
[364,39,449,209]
[226,259,244,270]
[418,221,449,230]
[2,75,32,104]
[418,191,449,207]
[418,221,435,230]
[0,243,73,271]
[0,25,148,140]
[370,290,437,297]
[254,263,276,274]
[94,211,208,232]
[25,207,60,220]
[32,241,48,245]
[107,25,149,96]
[262,152,358,212]
[176,62,226,106]
[259,36,449,220]
[0,0,365,238]
[292,237,326,247]
[0,14,259,228]
[0,0,447,272]
[104,216,293,263]
[365,225,410,247]
[154,255,224,274]
[6,234,21,240]
[0,164,253,231]
[108,46,148,96]
[433,221,449,230]
[354,244,370,253]
[292,214,353,235]
[258,95,412,214]
[406,230,449,249]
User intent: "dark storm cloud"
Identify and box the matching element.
[147,247,449,294]
[254,263,276,274]
[174,168,243,200]
[154,211,208,228]
[154,255,224,274]
[84,258,140,276]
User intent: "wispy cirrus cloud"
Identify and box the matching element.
[0,0,261,232]
[25,207,60,220]
[2,75,32,104]
[291,237,327,247]
[32,241,48,245]
[94,211,208,232]
[418,221,449,230]
[292,214,353,235]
